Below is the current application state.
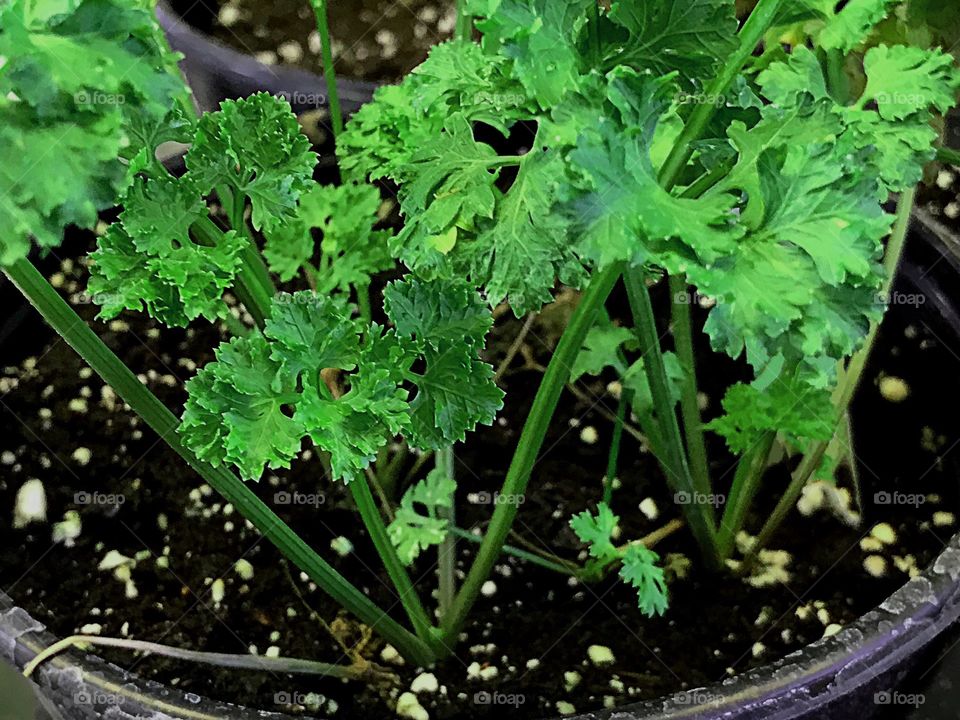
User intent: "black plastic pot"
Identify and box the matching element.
[155,3,377,116]
[2,219,960,720]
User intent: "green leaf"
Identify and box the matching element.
[569,502,620,563]
[565,68,740,270]
[469,0,593,107]
[387,469,456,565]
[603,0,738,87]
[619,545,668,617]
[384,278,504,448]
[858,45,960,121]
[0,0,186,265]
[394,113,501,264]
[186,93,317,231]
[462,149,583,314]
[263,182,393,289]
[572,313,637,380]
[623,352,685,418]
[707,373,836,455]
[89,175,246,327]
[181,334,305,481]
[819,0,898,52]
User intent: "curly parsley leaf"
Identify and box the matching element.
[603,0,738,87]
[468,0,593,107]
[572,312,638,380]
[0,0,186,265]
[89,175,246,326]
[707,373,837,455]
[819,0,898,52]
[384,277,504,448]
[569,502,620,563]
[565,68,740,270]
[388,469,456,565]
[620,545,668,617]
[263,182,393,289]
[186,92,317,232]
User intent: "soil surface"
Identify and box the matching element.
[168,0,455,82]
[1,226,960,718]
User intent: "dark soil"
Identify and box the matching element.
[169,0,455,82]
[1,222,960,718]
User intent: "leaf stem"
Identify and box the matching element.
[440,263,624,643]
[23,635,378,682]
[624,269,720,569]
[455,0,473,41]
[436,446,457,620]
[742,187,917,562]
[3,258,434,667]
[937,146,960,166]
[349,476,441,654]
[447,526,581,576]
[603,386,632,506]
[667,274,712,500]
[308,0,344,139]
[716,430,775,560]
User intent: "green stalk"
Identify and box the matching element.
[357,282,373,325]
[657,0,786,189]
[455,0,473,42]
[229,189,277,300]
[667,273,712,499]
[716,430,775,560]
[624,270,720,568]
[603,387,631,506]
[743,187,916,562]
[349,477,440,653]
[436,446,457,620]
[308,0,344,139]
[937,146,960,166]
[440,263,624,643]
[447,527,581,577]
[4,258,434,667]
[588,0,601,66]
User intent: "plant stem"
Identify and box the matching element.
[603,386,631,506]
[308,0,344,139]
[937,146,960,166]
[658,0,787,189]
[742,187,917,562]
[455,0,473,41]
[219,307,249,337]
[716,430,775,560]
[588,0,601,66]
[23,635,376,682]
[436,446,457,620]
[349,476,440,653]
[440,263,624,643]
[624,270,720,568]
[448,527,581,576]
[229,189,277,300]
[357,281,373,325]
[667,273,712,500]
[3,258,435,667]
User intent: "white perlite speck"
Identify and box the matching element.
[72,447,93,466]
[14,479,47,528]
[481,580,497,597]
[396,692,429,720]
[588,645,615,666]
[638,498,659,521]
[410,672,439,694]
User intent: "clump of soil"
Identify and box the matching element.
[1,236,959,718]
[169,0,455,81]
